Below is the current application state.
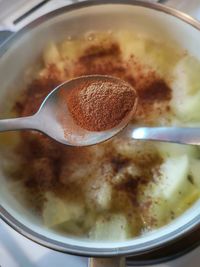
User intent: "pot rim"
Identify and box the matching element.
[1,0,200,257]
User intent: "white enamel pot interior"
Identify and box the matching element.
[1,0,200,262]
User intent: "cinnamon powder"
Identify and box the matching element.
[65,79,136,131]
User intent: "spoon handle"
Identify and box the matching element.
[131,127,200,145]
[0,115,38,132]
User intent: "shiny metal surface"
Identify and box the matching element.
[131,127,200,145]
[0,75,137,146]
[89,257,125,267]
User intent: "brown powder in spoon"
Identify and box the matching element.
[65,78,136,131]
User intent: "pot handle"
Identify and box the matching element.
[164,0,200,19]
[88,257,125,267]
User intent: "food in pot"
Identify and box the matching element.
[2,31,200,241]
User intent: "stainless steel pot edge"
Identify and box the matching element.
[1,202,200,257]
[1,0,200,52]
[1,0,200,257]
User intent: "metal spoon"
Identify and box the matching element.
[130,127,200,146]
[0,75,137,146]
[0,75,199,146]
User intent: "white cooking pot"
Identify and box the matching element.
[1,1,200,266]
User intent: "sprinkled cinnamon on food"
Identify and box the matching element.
[5,31,188,239]
[14,38,171,214]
